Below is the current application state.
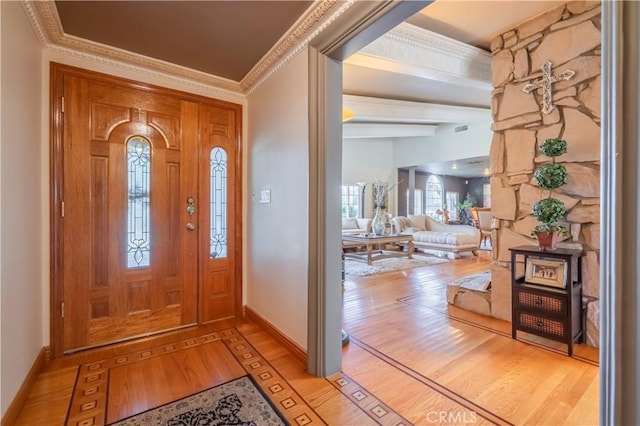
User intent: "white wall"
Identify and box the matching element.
[342,138,396,218]
[393,121,492,168]
[0,2,44,416]
[246,50,309,348]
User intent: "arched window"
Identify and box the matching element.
[425,175,444,218]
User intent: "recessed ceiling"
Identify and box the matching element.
[408,156,492,178]
[54,0,312,82]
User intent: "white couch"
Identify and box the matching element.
[341,217,372,235]
[391,214,480,258]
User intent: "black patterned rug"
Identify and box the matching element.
[110,376,288,426]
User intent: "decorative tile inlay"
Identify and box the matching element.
[294,414,312,425]
[259,371,273,381]
[328,372,410,426]
[372,405,388,417]
[281,397,296,409]
[66,332,223,425]
[220,328,324,425]
[268,383,284,394]
[352,390,367,401]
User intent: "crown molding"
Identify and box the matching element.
[241,0,356,94]
[343,95,491,124]
[22,0,248,99]
[21,0,357,98]
[346,22,492,89]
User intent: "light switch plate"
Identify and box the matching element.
[259,189,271,204]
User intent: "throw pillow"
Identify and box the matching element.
[342,218,358,230]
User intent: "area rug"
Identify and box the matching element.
[111,376,287,426]
[344,252,449,277]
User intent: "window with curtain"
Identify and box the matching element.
[341,185,360,218]
[406,188,424,215]
[446,191,459,220]
[425,175,444,217]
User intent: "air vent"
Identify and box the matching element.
[454,124,469,133]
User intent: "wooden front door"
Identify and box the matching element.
[52,64,241,354]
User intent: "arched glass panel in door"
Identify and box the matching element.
[210,147,228,258]
[126,136,151,268]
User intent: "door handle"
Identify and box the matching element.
[186,222,196,230]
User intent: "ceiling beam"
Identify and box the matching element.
[343,94,491,124]
[344,22,492,90]
[342,123,437,139]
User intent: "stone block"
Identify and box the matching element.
[553,86,577,100]
[490,263,513,321]
[567,203,600,223]
[447,282,492,317]
[542,107,561,125]
[578,75,601,118]
[497,83,540,121]
[490,132,505,174]
[554,55,601,92]
[560,108,601,162]
[581,223,600,250]
[561,163,600,198]
[493,49,513,87]
[582,251,599,298]
[513,49,529,79]
[567,1,600,15]
[492,112,542,131]
[530,20,601,71]
[505,129,536,175]
[585,299,600,347]
[508,174,530,185]
[510,33,543,52]
[555,97,581,108]
[490,35,504,53]
[517,5,565,39]
[570,223,581,242]
[491,178,517,220]
[497,228,537,263]
[554,4,601,31]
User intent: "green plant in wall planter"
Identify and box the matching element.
[531,138,570,250]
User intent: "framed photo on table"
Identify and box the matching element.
[525,256,567,288]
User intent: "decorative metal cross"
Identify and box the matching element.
[522,61,575,114]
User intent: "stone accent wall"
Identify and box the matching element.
[489,1,601,347]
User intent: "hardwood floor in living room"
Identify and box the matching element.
[14,251,598,425]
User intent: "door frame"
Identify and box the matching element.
[310,1,639,423]
[49,63,243,357]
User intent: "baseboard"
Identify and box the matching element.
[1,346,50,426]
[243,306,307,364]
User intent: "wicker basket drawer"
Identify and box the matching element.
[517,289,567,316]
[517,312,567,339]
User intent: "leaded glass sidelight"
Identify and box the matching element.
[127,137,151,268]
[210,147,228,258]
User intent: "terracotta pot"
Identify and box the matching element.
[535,230,559,250]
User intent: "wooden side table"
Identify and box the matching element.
[509,245,584,356]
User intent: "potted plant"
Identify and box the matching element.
[531,138,570,250]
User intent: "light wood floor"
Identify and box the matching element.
[13,251,599,425]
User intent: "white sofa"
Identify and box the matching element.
[341,217,372,235]
[391,214,480,258]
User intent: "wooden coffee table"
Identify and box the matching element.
[342,234,414,265]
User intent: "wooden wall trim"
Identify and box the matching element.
[244,306,307,364]
[1,347,50,426]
